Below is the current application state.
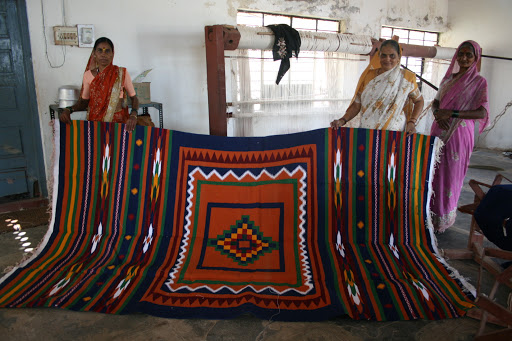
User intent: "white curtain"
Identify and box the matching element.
[227,50,449,137]
[414,58,450,135]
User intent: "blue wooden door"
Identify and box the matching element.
[0,0,46,198]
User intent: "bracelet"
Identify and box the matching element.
[65,106,74,114]
[451,110,460,118]
[339,118,347,125]
[407,120,416,125]
[130,109,138,115]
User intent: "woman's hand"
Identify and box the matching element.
[125,114,137,132]
[434,109,452,130]
[58,109,72,124]
[330,118,347,129]
[405,121,416,136]
[434,109,452,121]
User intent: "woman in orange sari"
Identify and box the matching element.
[58,37,139,131]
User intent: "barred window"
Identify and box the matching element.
[237,10,340,33]
[380,26,439,89]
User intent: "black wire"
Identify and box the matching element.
[41,0,66,68]
[400,64,438,91]
[482,54,512,61]
[401,54,512,92]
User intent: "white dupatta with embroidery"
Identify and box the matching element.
[358,65,418,132]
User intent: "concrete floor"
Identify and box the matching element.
[0,148,511,341]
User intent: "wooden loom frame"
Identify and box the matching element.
[204,24,452,136]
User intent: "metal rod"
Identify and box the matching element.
[482,54,512,61]
[400,64,438,91]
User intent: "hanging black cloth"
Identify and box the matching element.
[266,24,301,85]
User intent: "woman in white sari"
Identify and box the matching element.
[331,40,424,135]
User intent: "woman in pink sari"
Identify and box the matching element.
[430,40,489,232]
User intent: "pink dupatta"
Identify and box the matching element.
[430,40,490,232]
[433,40,489,141]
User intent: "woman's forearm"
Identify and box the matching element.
[342,101,362,122]
[330,101,361,128]
[130,96,139,111]
[435,105,486,121]
[70,98,89,112]
[453,106,486,120]
[410,96,424,122]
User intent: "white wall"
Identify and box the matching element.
[27,0,233,177]
[26,0,449,191]
[441,0,512,150]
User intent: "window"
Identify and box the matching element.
[380,26,439,90]
[230,10,366,136]
[237,10,340,33]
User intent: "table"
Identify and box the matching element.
[49,102,164,128]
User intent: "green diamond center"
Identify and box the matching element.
[208,215,279,266]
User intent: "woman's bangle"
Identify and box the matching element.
[339,118,347,125]
[65,106,74,114]
[407,119,417,125]
[451,110,460,118]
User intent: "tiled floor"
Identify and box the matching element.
[0,149,510,341]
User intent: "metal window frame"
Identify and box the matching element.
[236,11,340,115]
[237,10,340,33]
[380,26,439,90]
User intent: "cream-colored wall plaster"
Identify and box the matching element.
[229,0,447,37]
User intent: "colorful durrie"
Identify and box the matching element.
[0,121,474,321]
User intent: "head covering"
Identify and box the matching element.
[438,40,489,133]
[351,40,403,104]
[80,39,115,97]
[266,24,301,85]
[348,41,421,131]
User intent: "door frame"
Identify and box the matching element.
[16,0,47,198]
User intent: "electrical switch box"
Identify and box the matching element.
[77,24,95,48]
[53,26,78,46]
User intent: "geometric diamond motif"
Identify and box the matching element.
[207,215,279,266]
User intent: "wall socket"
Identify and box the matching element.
[53,26,78,46]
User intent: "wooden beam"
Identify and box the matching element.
[442,248,473,260]
[474,329,512,341]
[0,198,48,214]
[475,296,512,325]
[204,25,241,136]
[467,308,510,328]
[205,25,227,136]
